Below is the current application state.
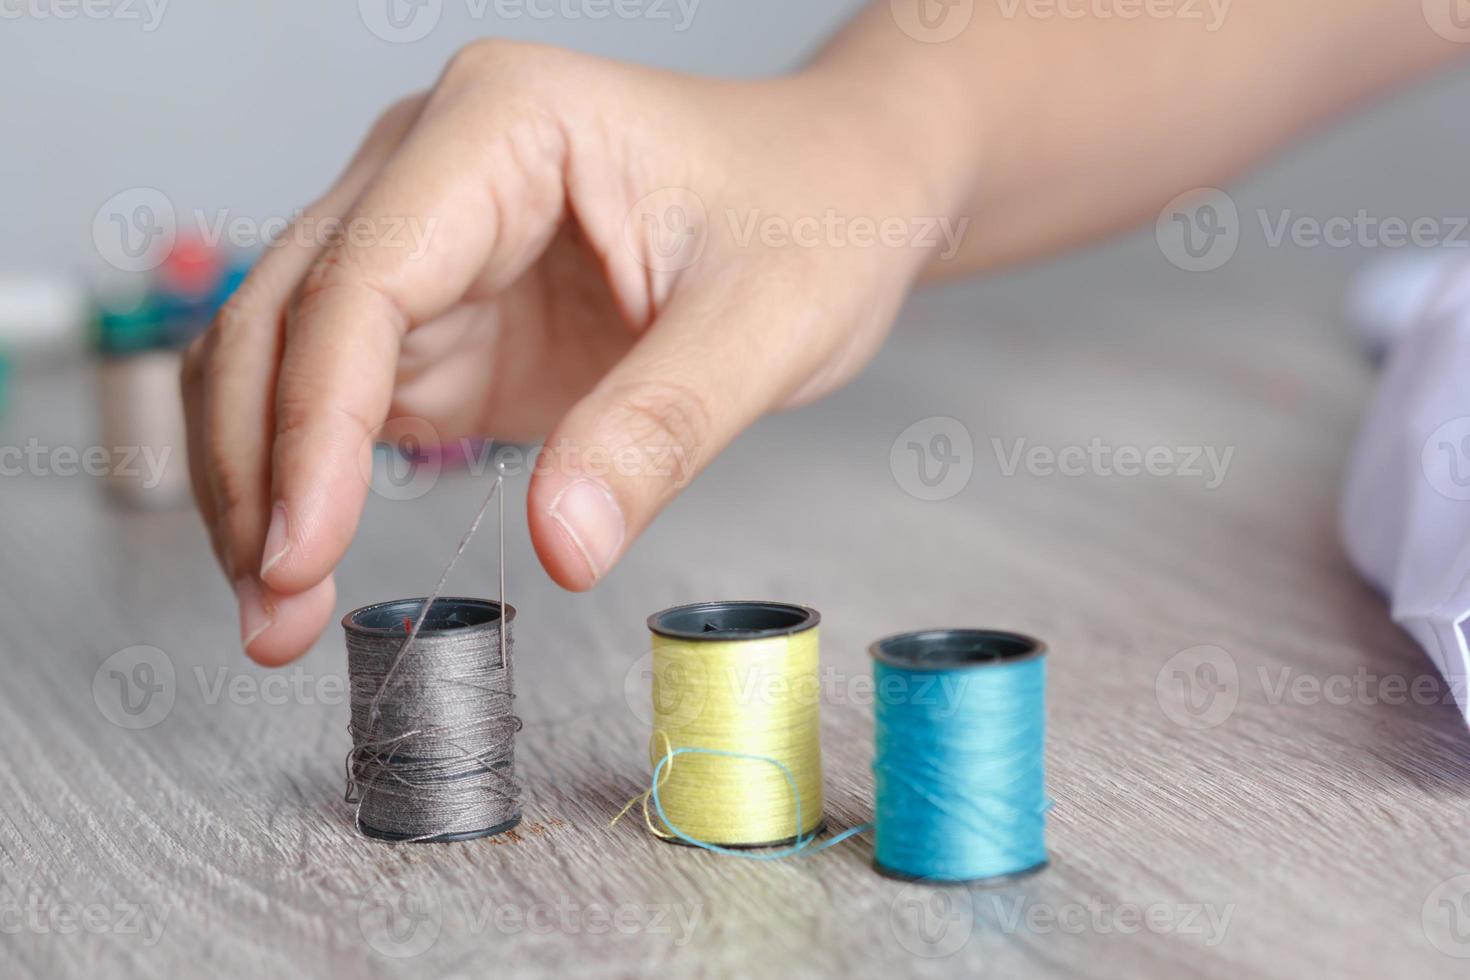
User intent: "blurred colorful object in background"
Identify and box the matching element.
[92,236,250,508]
[0,273,92,423]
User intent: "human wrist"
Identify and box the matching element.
[794,21,986,278]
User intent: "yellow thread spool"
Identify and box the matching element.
[645,601,826,847]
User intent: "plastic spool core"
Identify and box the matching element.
[343,597,521,843]
[648,600,819,640]
[868,628,1049,884]
[870,628,1045,670]
[346,595,514,634]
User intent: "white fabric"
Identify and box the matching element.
[1344,251,1470,357]
[1342,254,1470,722]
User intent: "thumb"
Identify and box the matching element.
[528,285,811,590]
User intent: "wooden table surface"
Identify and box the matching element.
[4,263,1470,979]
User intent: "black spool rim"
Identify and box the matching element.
[657,819,829,851]
[872,857,1050,887]
[868,628,1046,671]
[360,813,522,844]
[343,597,516,637]
[647,600,820,642]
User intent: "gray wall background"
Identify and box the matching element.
[3,0,861,274]
[2,0,1468,302]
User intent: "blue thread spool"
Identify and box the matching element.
[870,629,1049,883]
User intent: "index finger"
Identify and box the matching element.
[258,96,570,596]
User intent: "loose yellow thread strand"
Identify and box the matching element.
[608,732,677,841]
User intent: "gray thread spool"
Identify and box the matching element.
[344,597,522,843]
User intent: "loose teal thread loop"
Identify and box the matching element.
[872,638,1050,882]
[649,748,872,860]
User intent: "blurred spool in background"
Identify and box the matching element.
[0,234,249,507]
[644,601,825,848]
[870,629,1050,884]
[92,238,249,509]
[0,272,91,421]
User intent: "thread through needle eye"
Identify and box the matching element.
[497,459,507,671]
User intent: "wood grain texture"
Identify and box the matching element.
[3,270,1470,979]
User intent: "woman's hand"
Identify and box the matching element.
[181,39,967,665]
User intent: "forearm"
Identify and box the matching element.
[806,0,1466,277]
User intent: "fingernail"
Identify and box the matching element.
[260,502,290,579]
[236,577,275,651]
[550,479,625,581]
